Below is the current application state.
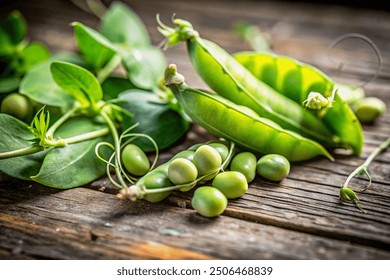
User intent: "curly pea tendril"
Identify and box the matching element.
[95,122,159,190]
[340,136,390,212]
[303,33,383,112]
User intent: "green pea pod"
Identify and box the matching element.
[158,17,338,148]
[164,64,333,162]
[133,162,172,202]
[234,52,363,155]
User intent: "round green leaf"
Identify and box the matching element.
[118,90,189,151]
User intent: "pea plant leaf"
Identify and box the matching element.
[12,42,50,75]
[0,114,47,180]
[0,10,26,56]
[121,46,166,90]
[100,2,150,47]
[0,77,20,94]
[118,90,189,152]
[101,76,136,100]
[31,117,112,189]
[73,21,117,71]
[50,61,103,107]
[19,53,82,108]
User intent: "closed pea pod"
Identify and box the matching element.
[158,17,338,148]
[234,51,363,156]
[230,152,257,182]
[164,64,333,162]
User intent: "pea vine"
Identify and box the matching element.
[0,4,189,189]
[340,136,390,212]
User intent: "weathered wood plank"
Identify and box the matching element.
[3,0,390,83]
[1,183,389,259]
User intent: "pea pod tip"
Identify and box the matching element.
[164,64,185,86]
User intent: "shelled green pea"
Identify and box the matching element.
[0,93,33,122]
[230,151,257,182]
[208,141,229,162]
[167,158,198,191]
[353,97,386,123]
[121,144,150,176]
[256,154,290,181]
[191,186,228,217]
[193,145,222,180]
[212,171,248,199]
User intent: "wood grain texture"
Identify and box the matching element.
[0,0,389,259]
[1,183,389,259]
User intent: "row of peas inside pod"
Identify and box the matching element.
[119,139,290,218]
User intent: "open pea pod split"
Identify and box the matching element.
[164,64,333,162]
[158,18,363,156]
[234,52,363,155]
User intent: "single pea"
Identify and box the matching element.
[256,154,290,182]
[212,171,248,199]
[171,150,195,161]
[208,142,229,162]
[353,97,386,122]
[230,152,257,182]
[191,186,228,218]
[167,158,198,185]
[0,93,32,121]
[336,83,365,105]
[143,170,172,203]
[121,144,150,176]
[193,145,222,179]
[170,153,197,192]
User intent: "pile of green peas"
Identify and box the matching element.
[121,139,291,218]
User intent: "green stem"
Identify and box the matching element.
[0,127,111,159]
[0,145,43,159]
[344,136,390,187]
[100,110,128,188]
[62,127,110,145]
[341,136,390,212]
[46,106,79,139]
[97,54,122,84]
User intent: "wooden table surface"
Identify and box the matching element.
[0,0,389,260]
